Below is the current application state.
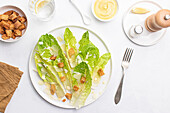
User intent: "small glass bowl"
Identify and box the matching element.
[28,0,55,21]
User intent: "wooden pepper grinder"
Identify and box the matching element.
[145,9,170,32]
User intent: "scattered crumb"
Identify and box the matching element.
[33,69,38,72]
[102,81,106,84]
[91,91,94,94]
[91,86,95,90]
[99,91,102,95]
[57,36,63,42]
[92,93,98,100]
[38,80,44,85]
[45,82,50,90]
[62,99,66,102]
[58,98,62,100]
[43,88,48,94]
[43,88,51,96]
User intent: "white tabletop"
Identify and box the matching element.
[1,0,170,113]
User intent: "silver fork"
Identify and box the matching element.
[114,48,134,104]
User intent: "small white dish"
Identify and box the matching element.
[91,0,119,22]
[0,5,28,43]
[122,1,166,46]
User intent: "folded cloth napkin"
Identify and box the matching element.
[0,62,23,113]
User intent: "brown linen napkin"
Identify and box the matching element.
[0,62,23,113]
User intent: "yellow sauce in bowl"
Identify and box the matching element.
[94,0,118,21]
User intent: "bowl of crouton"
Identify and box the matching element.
[0,5,27,42]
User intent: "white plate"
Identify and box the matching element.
[123,1,166,46]
[0,5,28,42]
[29,25,112,108]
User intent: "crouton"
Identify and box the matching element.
[3,10,13,16]
[19,25,25,30]
[9,12,18,20]
[65,93,72,100]
[5,30,13,37]
[1,34,10,40]
[14,30,22,37]
[0,15,9,21]
[0,26,4,34]
[50,84,56,95]
[50,55,56,60]
[17,16,21,20]
[12,18,17,23]
[13,11,19,16]
[0,21,10,29]
[68,48,75,57]
[57,62,64,68]
[7,20,13,25]
[80,76,86,84]
[73,85,79,91]
[14,20,21,29]
[18,16,27,23]
[9,23,15,30]
[60,76,66,82]
[12,33,16,39]
[98,68,104,76]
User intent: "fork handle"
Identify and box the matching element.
[114,68,125,104]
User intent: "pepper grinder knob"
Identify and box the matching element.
[165,15,170,20]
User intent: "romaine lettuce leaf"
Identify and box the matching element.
[37,34,73,90]
[78,31,99,71]
[79,31,91,48]
[71,62,92,108]
[92,53,111,84]
[34,53,65,98]
[64,28,78,68]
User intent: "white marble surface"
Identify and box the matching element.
[0,0,170,113]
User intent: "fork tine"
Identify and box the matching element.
[122,48,128,61]
[126,48,131,62]
[127,49,134,62]
[125,48,131,61]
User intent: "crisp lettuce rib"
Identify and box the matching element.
[92,53,111,84]
[71,62,92,108]
[34,53,65,98]
[64,28,78,68]
[37,34,73,90]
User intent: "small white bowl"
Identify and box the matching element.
[0,5,28,43]
[91,0,119,22]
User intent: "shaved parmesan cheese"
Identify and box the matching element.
[57,36,63,42]
[61,44,66,52]
[38,80,44,85]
